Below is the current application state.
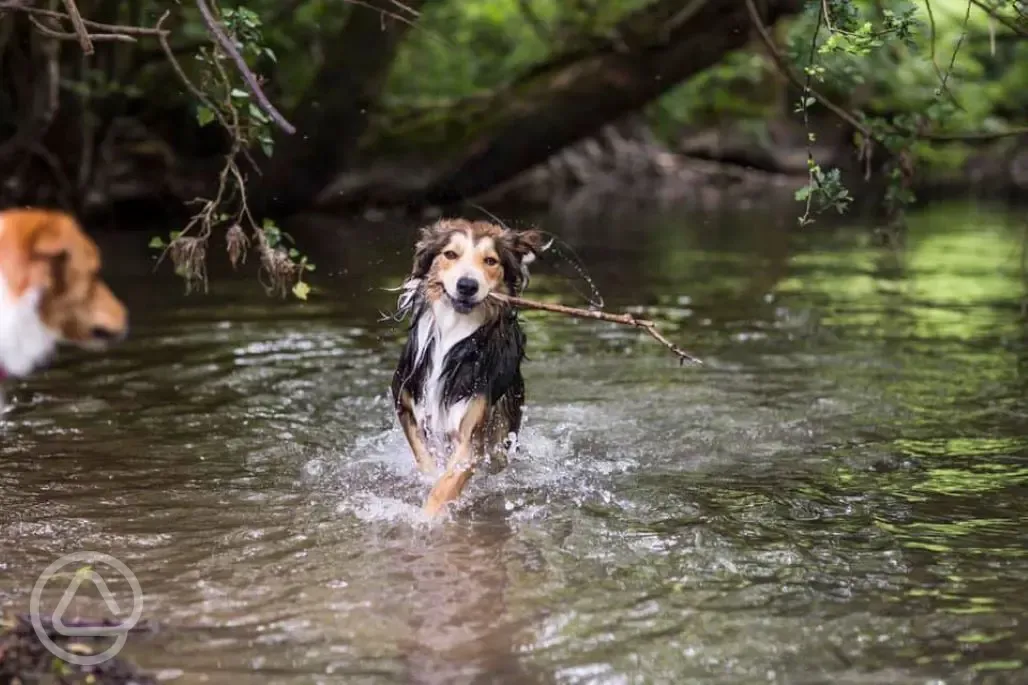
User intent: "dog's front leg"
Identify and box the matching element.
[423,397,488,516]
[397,390,437,475]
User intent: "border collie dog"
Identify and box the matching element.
[391,219,545,516]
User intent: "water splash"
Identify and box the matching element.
[309,412,630,528]
[465,203,605,309]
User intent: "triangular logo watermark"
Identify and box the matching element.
[30,551,144,667]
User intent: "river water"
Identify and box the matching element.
[1,200,1026,684]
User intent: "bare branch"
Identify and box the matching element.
[28,15,136,43]
[969,0,1028,38]
[938,1,974,106]
[0,2,169,36]
[338,0,421,29]
[60,0,93,54]
[384,0,421,17]
[490,292,702,365]
[924,0,964,109]
[193,0,296,135]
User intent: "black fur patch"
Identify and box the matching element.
[390,305,527,433]
[438,310,525,407]
[391,312,431,406]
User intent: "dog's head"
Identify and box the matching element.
[408,219,546,315]
[0,209,128,378]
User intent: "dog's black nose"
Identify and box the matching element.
[456,277,479,298]
[90,324,127,343]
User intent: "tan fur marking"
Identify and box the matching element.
[471,236,504,293]
[423,396,489,516]
[398,389,438,475]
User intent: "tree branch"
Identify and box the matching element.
[744,0,1028,145]
[969,0,1028,38]
[745,0,876,140]
[0,2,169,36]
[489,292,702,365]
[28,15,136,43]
[193,0,296,135]
[60,0,93,54]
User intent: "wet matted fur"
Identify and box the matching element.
[390,218,546,515]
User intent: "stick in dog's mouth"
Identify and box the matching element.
[488,292,702,365]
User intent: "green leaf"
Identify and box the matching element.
[260,136,274,158]
[169,230,182,240]
[230,88,249,99]
[248,103,269,123]
[148,236,167,250]
[196,105,215,127]
[238,7,261,27]
[263,47,277,63]
[292,281,311,301]
[288,248,299,259]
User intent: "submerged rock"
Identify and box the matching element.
[0,615,157,685]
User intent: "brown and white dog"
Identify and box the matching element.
[0,208,128,387]
[391,219,547,516]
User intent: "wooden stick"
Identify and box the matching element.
[490,292,702,365]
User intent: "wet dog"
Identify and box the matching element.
[390,219,545,515]
[0,208,128,387]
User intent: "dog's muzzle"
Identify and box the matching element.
[450,277,481,313]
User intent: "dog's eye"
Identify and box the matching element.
[483,256,499,267]
[443,250,459,260]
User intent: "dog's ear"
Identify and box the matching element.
[511,229,548,266]
[0,210,79,294]
[504,229,550,295]
[410,224,445,278]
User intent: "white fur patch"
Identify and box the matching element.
[411,298,486,450]
[0,220,58,378]
[440,231,491,304]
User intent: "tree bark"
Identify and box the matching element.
[317,0,806,211]
[249,0,435,216]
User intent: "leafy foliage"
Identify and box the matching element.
[385,0,653,100]
[4,0,1028,284]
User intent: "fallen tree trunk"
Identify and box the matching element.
[315,0,806,211]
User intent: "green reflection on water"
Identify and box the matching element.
[972,659,1025,672]
[773,202,1024,346]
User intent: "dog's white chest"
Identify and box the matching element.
[413,302,485,446]
[0,269,56,378]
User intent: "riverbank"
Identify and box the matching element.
[6,114,1026,227]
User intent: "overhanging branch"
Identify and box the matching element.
[744,0,1028,145]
